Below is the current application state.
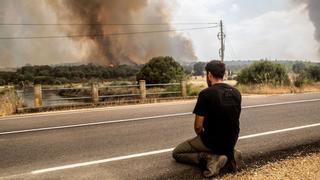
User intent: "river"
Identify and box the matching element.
[17,88,88,108]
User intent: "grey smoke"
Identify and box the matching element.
[0,0,81,67]
[296,0,320,53]
[48,0,197,65]
[0,0,198,67]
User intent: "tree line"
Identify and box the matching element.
[0,64,141,86]
[1,57,319,88]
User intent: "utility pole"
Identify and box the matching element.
[218,20,225,62]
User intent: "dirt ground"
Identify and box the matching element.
[219,142,320,180]
[222,152,320,180]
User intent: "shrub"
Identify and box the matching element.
[294,72,308,87]
[292,62,307,74]
[193,62,206,76]
[236,61,289,86]
[307,65,320,82]
[136,56,185,84]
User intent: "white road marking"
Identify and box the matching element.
[31,122,320,174]
[238,123,320,139]
[1,98,320,135]
[242,98,320,109]
[0,112,191,135]
[32,149,174,174]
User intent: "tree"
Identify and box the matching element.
[292,62,307,74]
[193,62,206,76]
[236,61,289,85]
[307,65,320,81]
[294,71,309,87]
[136,56,185,84]
[0,78,5,86]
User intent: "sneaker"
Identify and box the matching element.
[198,153,207,170]
[234,149,245,171]
[203,154,228,178]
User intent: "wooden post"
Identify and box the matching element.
[181,80,187,98]
[34,84,42,108]
[219,20,225,62]
[139,80,146,100]
[91,83,99,103]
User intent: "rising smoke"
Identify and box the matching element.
[48,0,197,65]
[0,0,82,67]
[295,0,320,54]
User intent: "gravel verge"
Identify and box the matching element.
[221,142,320,180]
[222,152,320,180]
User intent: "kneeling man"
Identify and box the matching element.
[172,60,243,177]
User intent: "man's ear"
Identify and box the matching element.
[207,72,213,80]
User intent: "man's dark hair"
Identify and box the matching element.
[205,60,225,79]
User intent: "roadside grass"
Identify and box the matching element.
[0,89,5,95]
[187,83,205,96]
[236,83,320,95]
[0,87,21,116]
[186,80,320,96]
[187,76,237,96]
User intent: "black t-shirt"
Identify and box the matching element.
[193,83,242,156]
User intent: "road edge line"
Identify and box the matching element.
[31,122,320,174]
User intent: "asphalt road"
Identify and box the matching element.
[0,92,320,179]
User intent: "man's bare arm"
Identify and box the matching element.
[194,115,204,135]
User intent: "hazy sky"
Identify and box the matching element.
[0,0,319,67]
[171,0,319,62]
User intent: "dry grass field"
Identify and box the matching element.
[188,76,320,96]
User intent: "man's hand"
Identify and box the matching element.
[194,115,204,135]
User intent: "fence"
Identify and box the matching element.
[0,85,14,91]
[29,80,187,108]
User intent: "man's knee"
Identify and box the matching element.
[172,138,194,161]
[172,146,181,161]
[172,142,189,162]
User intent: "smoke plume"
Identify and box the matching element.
[0,0,82,67]
[48,0,197,65]
[295,0,320,54]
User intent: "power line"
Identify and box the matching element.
[224,25,238,60]
[226,37,237,60]
[0,22,218,26]
[0,26,217,40]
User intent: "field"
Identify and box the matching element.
[188,76,320,95]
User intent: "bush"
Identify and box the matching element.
[294,72,309,87]
[0,78,5,86]
[307,65,320,82]
[292,62,307,74]
[236,61,289,86]
[136,56,185,84]
[193,62,206,76]
[34,76,55,85]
